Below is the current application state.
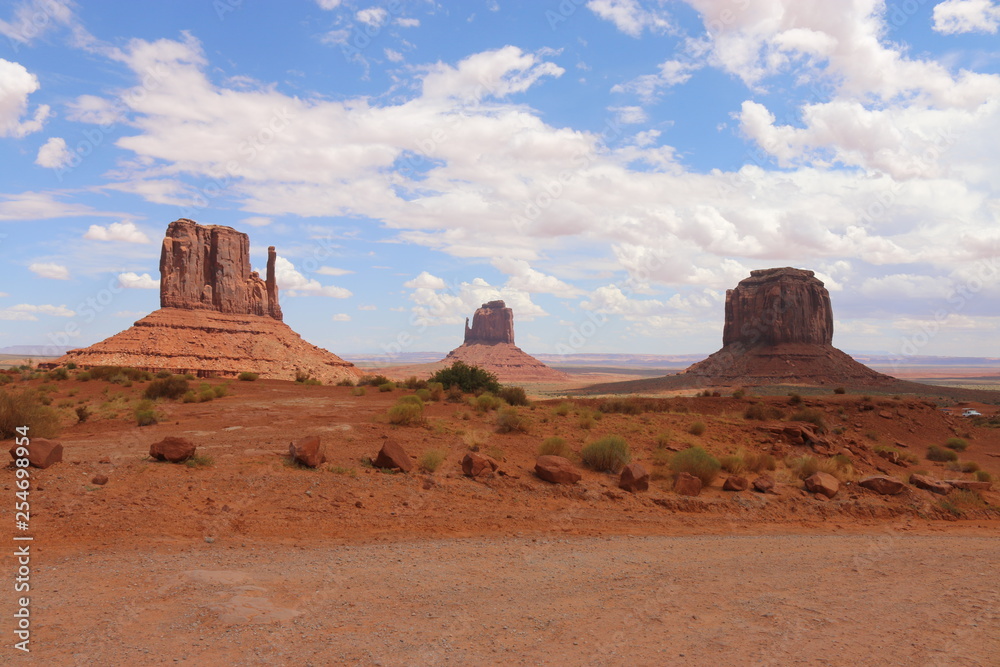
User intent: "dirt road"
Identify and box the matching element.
[23,533,1000,666]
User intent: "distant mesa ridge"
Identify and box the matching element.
[51,219,360,383]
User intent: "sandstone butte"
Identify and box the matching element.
[54,219,362,384]
[441,300,569,383]
[681,267,896,387]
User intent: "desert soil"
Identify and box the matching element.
[4,375,1000,665]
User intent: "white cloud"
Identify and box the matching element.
[356,7,388,27]
[315,0,341,9]
[275,257,352,298]
[394,17,420,28]
[612,59,700,101]
[0,59,50,137]
[29,262,69,280]
[933,0,1000,34]
[0,191,120,221]
[492,257,583,297]
[384,49,404,63]
[609,106,648,124]
[240,216,272,227]
[84,221,151,244]
[332,313,351,322]
[318,266,354,276]
[586,0,670,37]
[117,272,159,289]
[35,137,73,168]
[407,276,547,325]
[0,303,75,321]
[66,94,121,124]
[358,304,377,310]
[0,0,75,45]
[404,271,448,290]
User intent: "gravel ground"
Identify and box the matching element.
[20,533,1000,666]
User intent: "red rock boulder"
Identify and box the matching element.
[859,476,905,495]
[910,473,950,495]
[289,436,326,468]
[534,455,581,485]
[674,472,702,496]
[462,452,500,478]
[374,439,413,472]
[752,475,775,493]
[150,436,196,463]
[804,472,839,499]
[618,463,649,493]
[944,479,992,492]
[723,475,749,491]
[8,438,63,469]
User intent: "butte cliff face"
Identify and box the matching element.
[464,300,515,345]
[682,267,893,387]
[57,219,359,383]
[160,219,283,320]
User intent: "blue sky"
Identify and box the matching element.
[1,0,999,360]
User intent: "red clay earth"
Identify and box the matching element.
[2,371,999,663]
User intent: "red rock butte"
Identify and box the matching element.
[55,219,361,383]
[682,267,894,387]
[444,300,568,383]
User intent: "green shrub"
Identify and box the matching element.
[144,376,190,401]
[944,437,968,451]
[351,386,367,397]
[429,361,501,395]
[415,388,432,402]
[198,390,215,403]
[181,391,198,404]
[155,370,172,379]
[947,461,980,474]
[581,435,631,473]
[387,401,423,425]
[238,372,259,381]
[427,382,444,401]
[786,455,820,479]
[744,450,777,472]
[788,392,802,405]
[445,385,465,402]
[358,374,391,387]
[498,385,529,406]
[75,371,91,382]
[927,444,958,462]
[790,408,827,432]
[670,446,720,486]
[397,394,424,407]
[744,403,784,420]
[833,387,846,394]
[0,389,61,439]
[495,406,529,434]
[538,436,572,458]
[720,454,746,475]
[213,385,229,398]
[475,393,502,412]
[598,398,644,415]
[295,371,322,385]
[974,470,993,483]
[732,388,746,399]
[134,400,158,427]
[404,376,427,390]
[90,366,151,382]
[418,449,446,472]
[688,421,706,436]
[578,411,595,430]
[0,374,13,386]
[66,362,77,370]
[47,367,70,381]
[378,382,396,392]
[185,454,214,469]
[75,405,91,423]
[553,401,573,417]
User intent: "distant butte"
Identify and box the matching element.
[442,301,568,383]
[54,219,361,383]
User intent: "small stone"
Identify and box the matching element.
[804,472,839,499]
[289,435,326,468]
[462,452,500,478]
[374,439,413,472]
[91,474,109,486]
[752,475,775,493]
[149,436,196,463]
[534,456,581,485]
[859,475,905,495]
[723,475,749,491]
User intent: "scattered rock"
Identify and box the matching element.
[8,438,63,469]
[910,474,951,495]
[374,439,413,473]
[752,475,775,493]
[618,463,649,493]
[878,410,893,419]
[804,472,839,499]
[91,474,109,486]
[944,479,992,492]
[462,452,499,478]
[289,436,326,468]
[876,449,907,466]
[534,456,581,485]
[150,437,196,463]
[859,476,905,496]
[674,472,702,497]
[723,475,749,491]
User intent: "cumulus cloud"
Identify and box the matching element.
[0,0,75,45]
[275,257,352,297]
[331,313,351,321]
[0,59,50,137]
[315,0,341,9]
[35,137,73,168]
[317,266,354,276]
[29,262,69,280]
[586,0,670,37]
[84,221,151,244]
[492,257,583,297]
[356,7,387,27]
[240,216,272,227]
[403,271,449,290]
[0,303,75,320]
[933,0,1000,34]
[117,272,159,289]
[407,276,548,325]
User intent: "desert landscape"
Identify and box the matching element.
[2,220,998,665]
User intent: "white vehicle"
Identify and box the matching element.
[962,409,982,417]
